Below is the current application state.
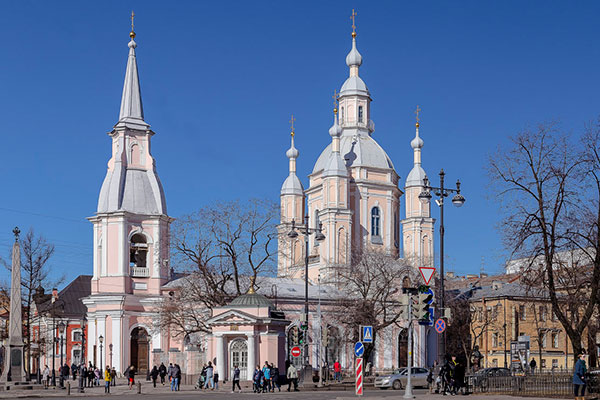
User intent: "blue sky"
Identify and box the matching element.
[1,1,599,287]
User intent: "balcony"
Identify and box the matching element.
[130,266,150,278]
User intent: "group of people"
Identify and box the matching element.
[427,355,466,396]
[148,362,182,391]
[41,362,118,391]
[252,361,299,393]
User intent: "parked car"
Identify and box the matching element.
[470,367,511,390]
[374,367,430,390]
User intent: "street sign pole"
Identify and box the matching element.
[404,294,414,399]
[355,357,363,396]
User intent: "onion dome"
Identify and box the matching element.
[346,36,363,67]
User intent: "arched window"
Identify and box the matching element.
[394,213,399,248]
[130,233,148,269]
[358,106,364,123]
[341,107,344,123]
[371,207,380,237]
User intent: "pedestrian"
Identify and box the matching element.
[94,367,101,386]
[71,362,77,380]
[159,362,167,385]
[253,365,262,393]
[365,361,372,377]
[214,369,219,390]
[42,365,50,389]
[127,365,136,389]
[87,364,94,387]
[262,361,271,392]
[427,361,438,394]
[169,364,177,391]
[573,352,587,400]
[287,363,298,392]
[272,364,281,392]
[150,366,159,388]
[232,364,242,393]
[530,358,537,374]
[333,359,342,382]
[204,361,214,390]
[175,364,182,391]
[110,367,116,386]
[199,363,207,389]
[104,365,111,394]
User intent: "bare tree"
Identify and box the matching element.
[329,250,414,363]
[489,123,600,358]
[157,199,278,338]
[1,228,61,375]
[447,296,492,371]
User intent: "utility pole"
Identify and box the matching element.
[403,289,416,399]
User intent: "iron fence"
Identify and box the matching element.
[467,372,599,398]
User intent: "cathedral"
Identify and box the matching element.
[37,15,439,382]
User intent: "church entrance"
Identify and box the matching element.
[229,339,248,381]
[130,327,149,375]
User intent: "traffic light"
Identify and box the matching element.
[399,294,409,319]
[298,329,305,345]
[417,286,434,321]
[291,326,299,345]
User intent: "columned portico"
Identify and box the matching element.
[206,290,289,381]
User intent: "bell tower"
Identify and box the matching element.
[89,23,172,296]
[402,109,435,267]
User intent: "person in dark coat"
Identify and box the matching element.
[158,362,167,385]
[573,352,588,400]
[150,366,159,387]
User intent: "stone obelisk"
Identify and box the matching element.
[1,227,27,382]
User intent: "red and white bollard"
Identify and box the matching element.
[355,357,363,396]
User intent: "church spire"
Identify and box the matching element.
[281,115,304,196]
[406,106,427,187]
[116,11,148,130]
[346,9,362,77]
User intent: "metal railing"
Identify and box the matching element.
[467,372,586,398]
[130,266,150,277]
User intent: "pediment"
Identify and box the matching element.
[206,309,259,326]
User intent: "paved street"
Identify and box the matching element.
[0,380,566,400]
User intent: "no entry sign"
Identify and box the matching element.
[291,346,301,358]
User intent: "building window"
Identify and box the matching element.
[341,107,344,123]
[541,331,547,348]
[539,306,547,321]
[358,106,363,123]
[552,359,558,369]
[551,311,558,321]
[541,359,546,369]
[552,332,559,348]
[72,330,82,342]
[492,332,498,348]
[394,213,399,248]
[371,207,380,237]
[491,359,498,367]
[314,209,320,247]
[519,305,526,321]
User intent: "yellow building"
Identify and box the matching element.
[450,275,580,370]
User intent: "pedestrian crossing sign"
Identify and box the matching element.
[361,325,373,343]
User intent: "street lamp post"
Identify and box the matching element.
[52,317,56,387]
[58,322,65,388]
[99,335,104,377]
[418,169,465,363]
[287,215,325,377]
[78,316,86,393]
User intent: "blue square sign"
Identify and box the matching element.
[361,325,373,343]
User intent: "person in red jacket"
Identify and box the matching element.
[333,360,342,382]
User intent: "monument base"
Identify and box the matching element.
[0,344,27,384]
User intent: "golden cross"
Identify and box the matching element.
[332,89,339,109]
[350,9,357,35]
[415,105,421,123]
[290,114,296,137]
[131,10,135,31]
